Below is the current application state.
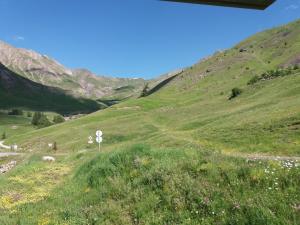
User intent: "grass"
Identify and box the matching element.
[0,113,35,141]
[0,19,299,224]
[0,145,299,224]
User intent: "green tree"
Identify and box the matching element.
[8,109,23,116]
[31,112,52,128]
[27,111,32,117]
[32,112,42,126]
[1,132,6,140]
[53,115,65,124]
[37,114,52,128]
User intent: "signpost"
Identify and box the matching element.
[96,130,103,151]
[88,136,94,144]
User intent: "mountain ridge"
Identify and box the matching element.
[0,40,146,99]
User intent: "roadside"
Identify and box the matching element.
[0,141,10,150]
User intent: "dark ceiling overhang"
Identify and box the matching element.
[161,0,276,10]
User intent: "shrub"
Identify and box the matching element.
[32,112,42,126]
[1,132,6,140]
[27,112,32,117]
[53,142,57,151]
[248,68,296,85]
[53,115,65,124]
[294,64,299,70]
[229,88,242,100]
[37,114,52,128]
[31,112,52,128]
[248,75,260,85]
[8,109,23,116]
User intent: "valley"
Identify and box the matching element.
[0,18,299,225]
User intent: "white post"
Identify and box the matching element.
[96,130,103,152]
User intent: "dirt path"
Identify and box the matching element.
[0,141,11,150]
[0,152,20,157]
[225,152,300,161]
[147,117,300,162]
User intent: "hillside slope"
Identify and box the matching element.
[0,19,299,224]
[9,19,299,155]
[0,63,101,114]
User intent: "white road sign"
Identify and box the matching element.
[96,136,103,143]
[96,130,103,137]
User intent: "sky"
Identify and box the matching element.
[0,0,299,79]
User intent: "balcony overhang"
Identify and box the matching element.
[161,0,276,10]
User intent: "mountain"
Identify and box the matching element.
[1,19,300,224]
[0,41,145,99]
[0,63,101,114]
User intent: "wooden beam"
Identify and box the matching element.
[161,0,276,10]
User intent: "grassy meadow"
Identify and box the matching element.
[0,20,299,224]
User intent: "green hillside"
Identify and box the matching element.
[0,20,299,224]
[0,63,102,115]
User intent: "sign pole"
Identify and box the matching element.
[96,129,103,152]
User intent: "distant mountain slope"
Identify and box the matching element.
[0,63,101,114]
[162,19,300,90]
[0,41,145,99]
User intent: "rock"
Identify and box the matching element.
[42,156,56,162]
[0,161,17,174]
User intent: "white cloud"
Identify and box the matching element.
[12,35,25,41]
[285,2,300,10]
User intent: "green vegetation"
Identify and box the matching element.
[0,112,35,139]
[53,115,65,124]
[229,87,243,100]
[248,67,299,85]
[26,111,32,117]
[53,141,57,151]
[0,19,299,224]
[1,131,6,140]
[31,112,52,128]
[8,109,23,116]
[0,145,299,224]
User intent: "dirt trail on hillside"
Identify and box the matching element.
[147,117,300,162]
[225,152,300,161]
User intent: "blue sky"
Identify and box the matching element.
[0,0,299,78]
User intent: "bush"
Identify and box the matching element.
[1,132,6,140]
[247,75,260,85]
[53,115,65,124]
[294,64,299,70]
[229,88,242,100]
[37,114,52,128]
[8,109,23,116]
[248,68,296,85]
[31,112,42,126]
[53,142,57,151]
[31,112,52,128]
[27,112,32,117]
